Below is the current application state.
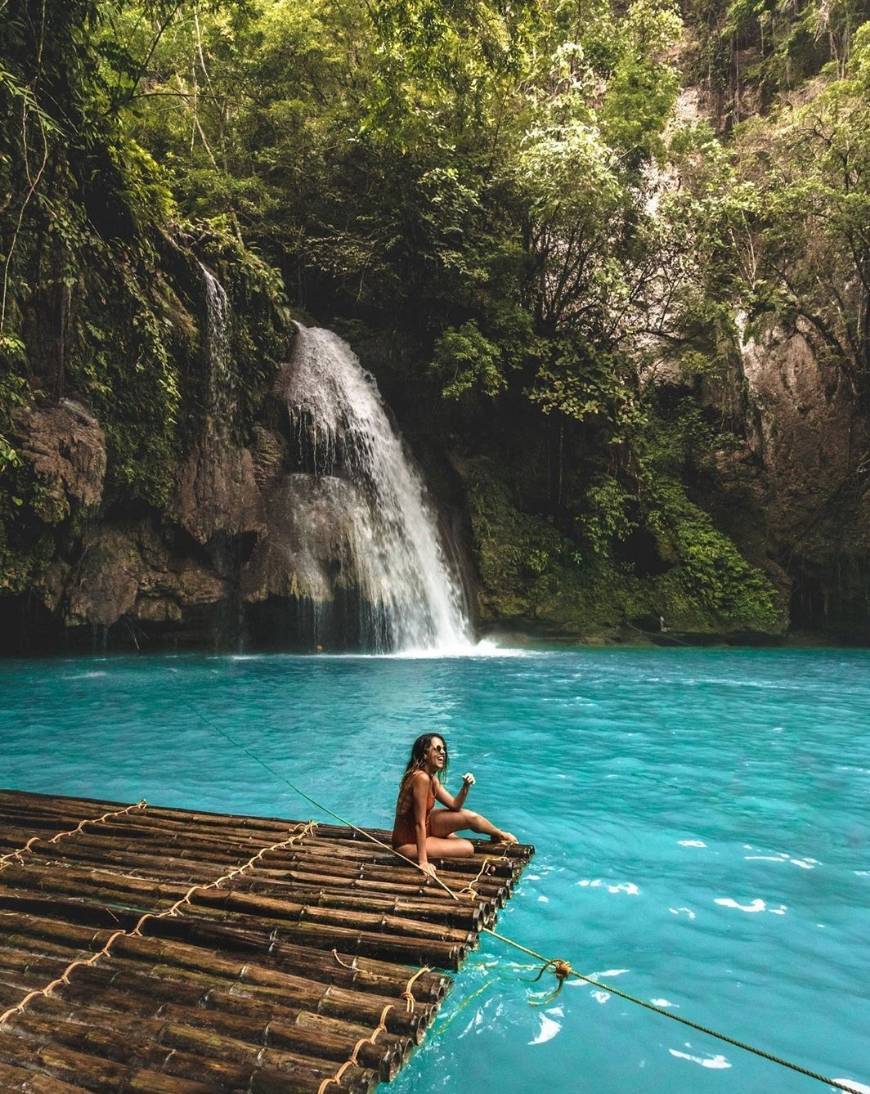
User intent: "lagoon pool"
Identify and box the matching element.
[1,646,869,1093]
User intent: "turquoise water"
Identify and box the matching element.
[1,647,869,1093]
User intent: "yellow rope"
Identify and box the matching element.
[196,714,870,1094]
[316,966,432,1094]
[0,799,148,873]
[401,964,432,1011]
[0,818,317,1028]
[455,858,492,900]
[331,948,356,970]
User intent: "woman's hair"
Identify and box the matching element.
[398,732,449,799]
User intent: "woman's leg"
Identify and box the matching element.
[393,837,475,861]
[429,808,517,844]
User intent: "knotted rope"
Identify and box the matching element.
[0,799,148,873]
[0,819,317,1028]
[316,965,432,1094]
[195,712,867,1094]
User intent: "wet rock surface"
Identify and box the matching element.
[241,474,360,604]
[40,522,228,634]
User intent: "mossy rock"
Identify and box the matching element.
[460,457,787,640]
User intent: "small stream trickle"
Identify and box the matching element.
[199,261,232,416]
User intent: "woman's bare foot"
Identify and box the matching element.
[490,830,518,845]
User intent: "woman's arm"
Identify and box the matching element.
[411,772,435,875]
[433,773,474,811]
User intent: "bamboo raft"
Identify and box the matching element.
[0,789,534,1092]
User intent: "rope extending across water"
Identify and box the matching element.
[199,710,863,1094]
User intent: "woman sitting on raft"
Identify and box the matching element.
[392,732,517,877]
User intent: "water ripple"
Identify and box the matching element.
[1,645,868,1093]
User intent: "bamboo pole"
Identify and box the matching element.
[154,916,450,999]
[0,1058,90,1093]
[231,864,510,904]
[227,878,487,926]
[0,932,89,963]
[14,1009,379,1092]
[13,942,432,1044]
[104,935,436,1036]
[2,1016,376,1094]
[0,1031,136,1091]
[62,959,425,1054]
[0,865,208,903]
[0,948,87,982]
[0,889,468,969]
[2,863,489,929]
[237,848,516,889]
[177,902,470,968]
[32,989,407,1081]
[2,871,476,947]
[0,911,451,1003]
[19,840,246,874]
[0,913,116,954]
[186,887,475,944]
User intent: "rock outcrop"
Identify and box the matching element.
[12,400,106,522]
[38,521,228,637]
[241,474,361,604]
[173,429,264,546]
[709,322,870,640]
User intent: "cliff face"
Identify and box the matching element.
[2,337,308,652]
[2,320,866,652]
[3,406,263,653]
[711,324,870,641]
[1,326,477,654]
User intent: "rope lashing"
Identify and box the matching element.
[0,819,317,1028]
[316,966,432,1094]
[401,965,432,1011]
[192,710,867,1094]
[526,958,573,1004]
[0,799,148,873]
[456,858,493,899]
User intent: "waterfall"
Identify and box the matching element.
[284,325,472,653]
[199,262,232,415]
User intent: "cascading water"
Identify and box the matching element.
[284,325,472,653]
[199,262,232,416]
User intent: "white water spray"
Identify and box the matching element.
[285,325,473,653]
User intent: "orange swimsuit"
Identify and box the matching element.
[392,772,436,848]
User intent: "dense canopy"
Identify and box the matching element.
[1,0,868,645]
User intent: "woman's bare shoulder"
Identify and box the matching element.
[408,770,431,786]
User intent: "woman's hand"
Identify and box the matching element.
[462,772,476,787]
[420,862,437,878]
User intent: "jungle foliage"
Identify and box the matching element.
[1,0,868,634]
